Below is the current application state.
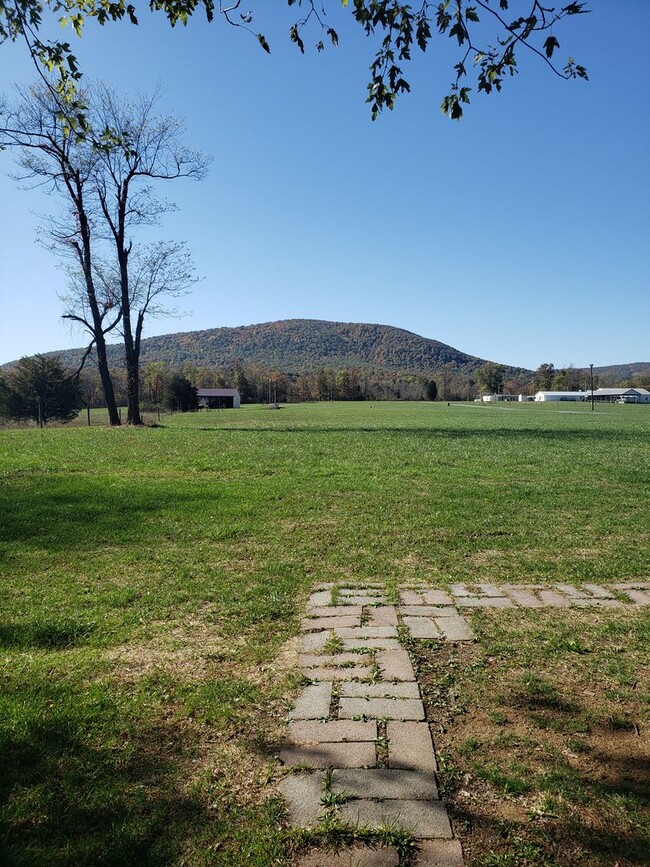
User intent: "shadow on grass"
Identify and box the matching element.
[175,425,639,441]
[445,724,650,865]
[0,711,207,867]
[0,479,241,551]
[0,620,96,650]
[449,798,648,867]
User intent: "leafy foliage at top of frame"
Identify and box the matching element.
[1,0,588,122]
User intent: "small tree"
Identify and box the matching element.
[164,376,198,412]
[425,379,438,401]
[476,362,506,395]
[3,355,81,426]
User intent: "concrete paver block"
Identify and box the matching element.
[400,606,458,617]
[615,587,650,605]
[342,638,401,651]
[449,584,472,597]
[403,617,441,638]
[296,846,399,866]
[387,722,437,772]
[308,591,334,608]
[421,590,454,606]
[304,666,374,681]
[475,583,506,597]
[308,606,364,618]
[367,606,399,627]
[332,768,438,800]
[279,773,325,827]
[290,683,333,720]
[376,649,416,682]
[339,682,420,699]
[435,616,474,642]
[400,590,426,605]
[555,583,588,599]
[572,599,623,608]
[340,587,384,596]
[538,589,571,608]
[303,615,362,631]
[301,632,332,652]
[582,583,616,598]
[413,839,464,866]
[503,587,544,608]
[299,653,371,668]
[289,720,378,743]
[335,626,398,639]
[341,596,389,606]
[455,597,513,608]
[338,799,452,838]
[280,742,376,769]
[338,697,425,720]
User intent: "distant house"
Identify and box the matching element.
[534,391,587,402]
[590,388,650,404]
[197,388,241,409]
[481,394,519,403]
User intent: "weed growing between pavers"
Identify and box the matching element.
[414,607,650,867]
[287,823,417,865]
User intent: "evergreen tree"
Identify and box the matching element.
[164,376,198,412]
[2,355,81,426]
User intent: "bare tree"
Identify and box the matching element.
[87,85,209,424]
[1,85,122,424]
[1,83,208,425]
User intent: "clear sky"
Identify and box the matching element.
[1,2,648,370]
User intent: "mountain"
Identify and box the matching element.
[27,319,522,376]
[4,319,648,383]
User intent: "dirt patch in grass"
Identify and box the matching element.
[107,617,240,681]
[106,624,300,810]
[414,608,650,866]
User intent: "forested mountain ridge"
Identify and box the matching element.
[4,320,648,388]
[16,319,519,376]
[136,319,493,373]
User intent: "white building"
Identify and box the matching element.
[591,388,650,404]
[534,391,588,402]
[481,394,519,403]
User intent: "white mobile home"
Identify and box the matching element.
[534,391,587,402]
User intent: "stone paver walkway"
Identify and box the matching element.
[282,580,648,865]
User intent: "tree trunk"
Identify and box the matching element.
[95,332,120,426]
[124,345,142,425]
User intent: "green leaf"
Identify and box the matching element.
[256,33,270,54]
[543,36,559,58]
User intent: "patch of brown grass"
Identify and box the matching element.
[414,609,650,866]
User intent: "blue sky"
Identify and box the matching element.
[1,2,648,370]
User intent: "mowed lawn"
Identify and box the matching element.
[1,402,648,866]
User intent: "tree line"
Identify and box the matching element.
[3,354,648,426]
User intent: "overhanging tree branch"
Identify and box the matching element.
[0,1,589,123]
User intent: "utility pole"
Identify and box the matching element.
[590,363,594,412]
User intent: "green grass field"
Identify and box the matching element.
[1,402,648,865]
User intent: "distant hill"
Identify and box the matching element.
[3,319,648,384]
[592,362,650,383]
[27,319,525,377]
